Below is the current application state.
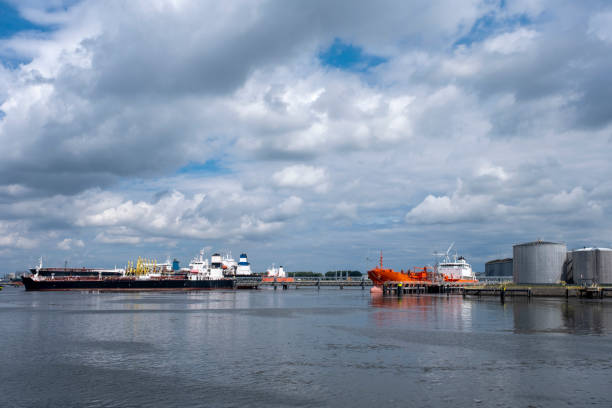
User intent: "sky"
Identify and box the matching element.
[1,0,612,273]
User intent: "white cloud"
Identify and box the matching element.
[57,238,85,250]
[0,221,38,249]
[94,233,141,245]
[273,165,328,192]
[483,28,539,55]
[332,201,358,220]
[477,164,510,181]
[406,192,502,224]
[276,195,303,217]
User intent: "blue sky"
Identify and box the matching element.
[1,0,612,274]
[319,39,387,72]
[454,11,532,47]
[0,2,41,38]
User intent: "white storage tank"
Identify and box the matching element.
[570,248,612,285]
[513,241,567,284]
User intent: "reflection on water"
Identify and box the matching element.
[561,301,612,335]
[2,288,612,407]
[369,294,475,332]
[371,293,612,336]
[512,299,612,335]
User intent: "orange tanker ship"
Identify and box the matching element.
[367,252,432,285]
[367,252,478,286]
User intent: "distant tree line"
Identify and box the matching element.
[291,271,324,277]
[325,270,362,277]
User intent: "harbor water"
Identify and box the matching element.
[1,287,612,407]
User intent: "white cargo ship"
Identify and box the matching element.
[434,243,476,282]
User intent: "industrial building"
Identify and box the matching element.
[485,258,513,277]
[513,241,567,284]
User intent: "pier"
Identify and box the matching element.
[462,285,612,299]
[235,279,481,293]
[578,287,612,299]
[235,278,373,290]
[234,278,612,299]
[380,281,477,296]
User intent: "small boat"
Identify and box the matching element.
[262,264,294,282]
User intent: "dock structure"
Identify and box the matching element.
[578,287,612,299]
[380,281,478,296]
[464,285,612,299]
[463,287,531,302]
[235,278,374,290]
[235,279,482,292]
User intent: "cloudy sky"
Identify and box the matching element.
[1,0,611,273]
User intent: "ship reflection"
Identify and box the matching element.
[369,294,474,331]
[370,293,446,309]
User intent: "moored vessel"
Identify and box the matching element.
[434,243,477,282]
[22,252,237,292]
[367,247,477,286]
[262,264,294,282]
[367,253,431,286]
[21,276,234,291]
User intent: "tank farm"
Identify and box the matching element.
[373,241,612,299]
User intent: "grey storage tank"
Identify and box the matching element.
[569,248,612,285]
[485,258,513,277]
[513,241,567,284]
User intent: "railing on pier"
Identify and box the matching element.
[463,286,531,301]
[578,286,612,299]
[236,278,374,290]
[379,281,480,297]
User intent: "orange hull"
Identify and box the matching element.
[261,277,294,283]
[367,252,477,286]
[367,267,430,286]
[442,277,478,283]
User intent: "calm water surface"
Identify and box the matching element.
[1,287,612,407]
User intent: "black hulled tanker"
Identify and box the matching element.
[22,276,235,291]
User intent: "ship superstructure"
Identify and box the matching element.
[189,250,257,279]
[236,253,252,276]
[261,263,293,282]
[266,264,286,278]
[221,252,238,276]
[189,249,223,280]
[434,243,476,282]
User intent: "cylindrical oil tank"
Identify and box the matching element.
[600,249,612,284]
[570,248,612,285]
[513,241,567,284]
[485,258,513,277]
